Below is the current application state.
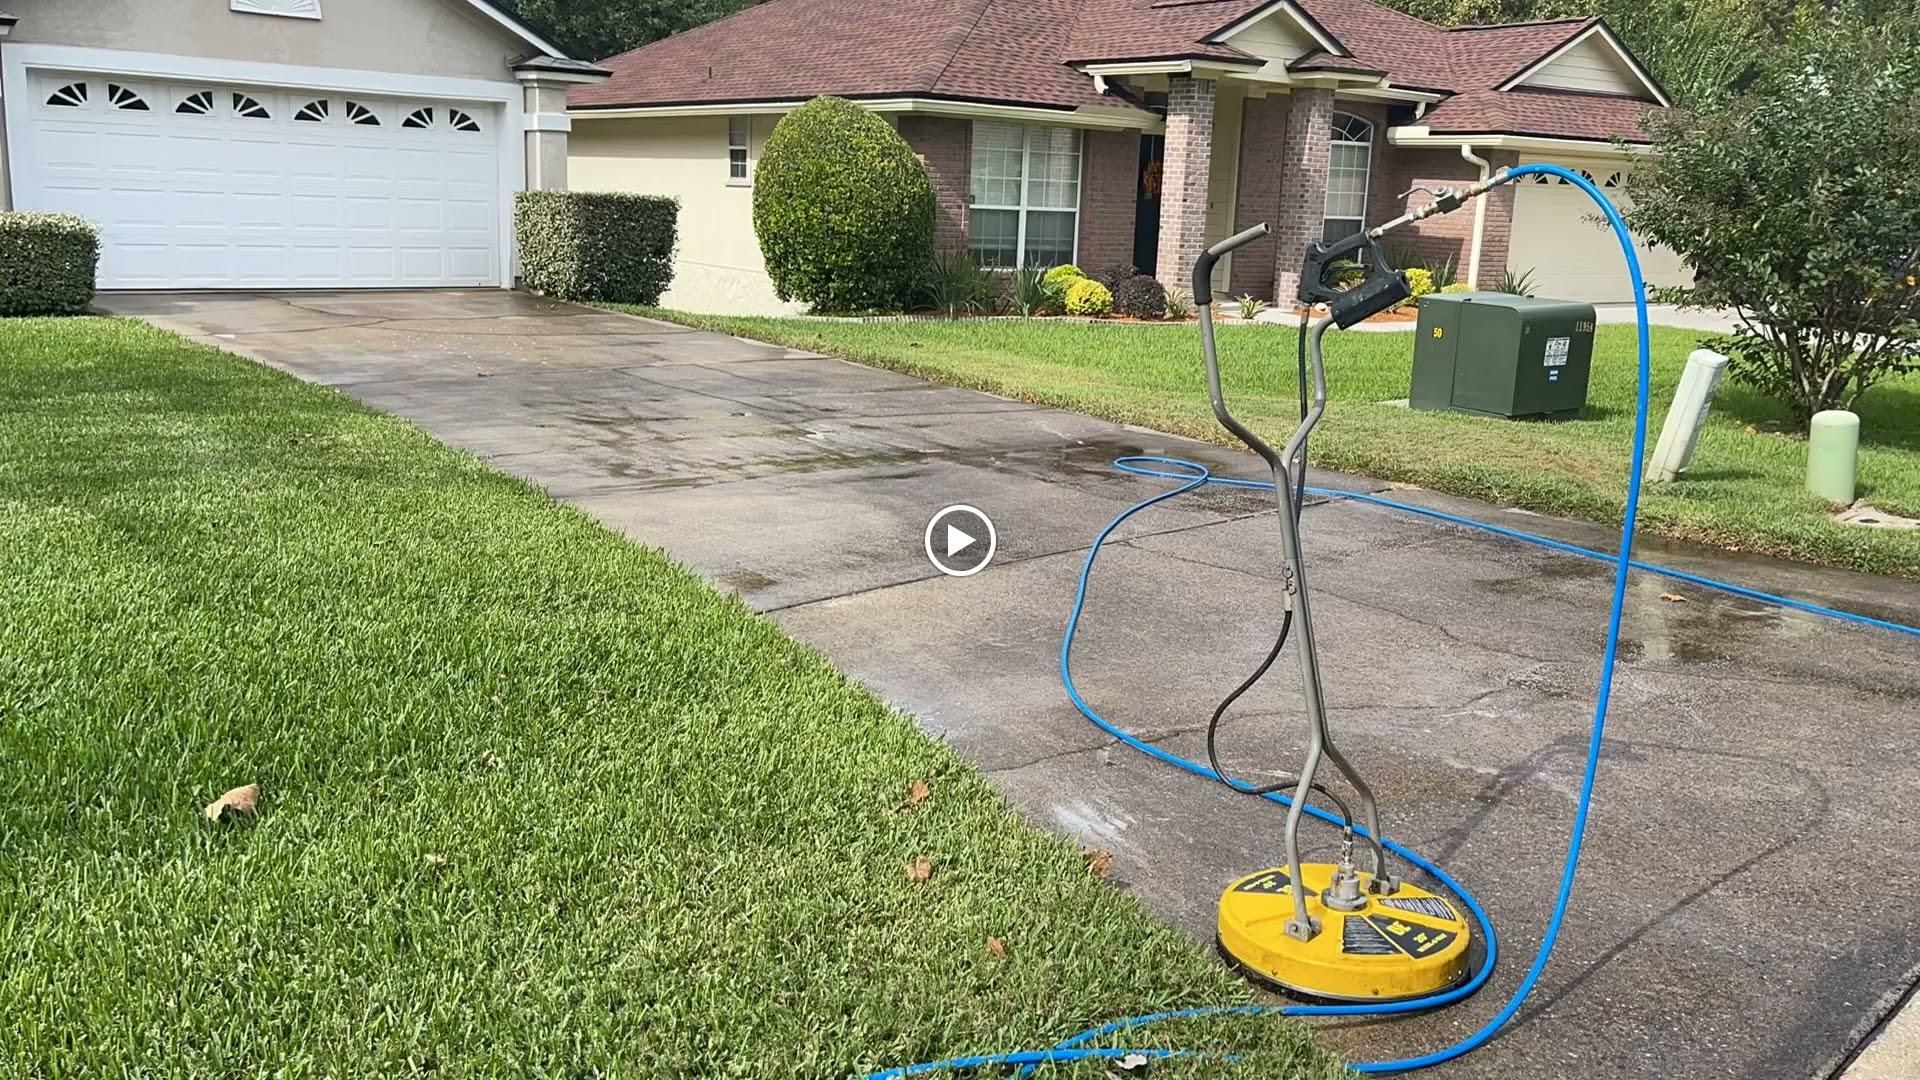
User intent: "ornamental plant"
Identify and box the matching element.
[1042,264,1087,310]
[1627,7,1920,424]
[753,97,935,313]
[1063,278,1114,317]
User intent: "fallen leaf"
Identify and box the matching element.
[1083,849,1115,880]
[1744,425,1758,436]
[1659,592,1689,603]
[986,936,1008,957]
[899,779,932,812]
[906,857,933,882]
[423,853,449,870]
[204,783,260,823]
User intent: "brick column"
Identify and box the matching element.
[1475,151,1520,288]
[1230,94,1290,299]
[1156,76,1215,295]
[1078,129,1142,277]
[1272,87,1334,303]
[899,116,972,256]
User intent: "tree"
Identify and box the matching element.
[752,97,934,313]
[1626,6,1920,424]
[498,0,766,62]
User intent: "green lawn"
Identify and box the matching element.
[0,317,1344,1078]
[629,311,1920,579]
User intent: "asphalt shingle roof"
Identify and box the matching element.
[573,0,1660,143]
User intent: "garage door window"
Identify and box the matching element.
[46,82,88,108]
[1324,113,1373,246]
[176,90,216,115]
[108,85,150,112]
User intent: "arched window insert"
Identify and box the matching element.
[1323,112,1374,246]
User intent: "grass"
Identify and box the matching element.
[0,317,1346,1078]
[626,311,1920,579]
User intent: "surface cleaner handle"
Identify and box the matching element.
[1192,224,1272,303]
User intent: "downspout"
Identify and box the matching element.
[1459,143,1490,288]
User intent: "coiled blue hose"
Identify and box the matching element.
[866,164,1910,1079]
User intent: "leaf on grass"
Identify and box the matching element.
[1660,592,1689,603]
[1744,425,1758,436]
[899,780,932,813]
[204,783,260,823]
[423,853,449,870]
[986,936,1008,958]
[906,857,933,883]
[1083,849,1115,879]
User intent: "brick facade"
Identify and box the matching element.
[1271,87,1333,303]
[1376,145,1518,287]
[1229,94,1289,300]
[899,115,971,257]
[1078,129,1141,278]
[1156,76,1215,295]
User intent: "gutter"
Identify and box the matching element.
[1459,144,1491,288]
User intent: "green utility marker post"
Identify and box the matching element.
[1806,409,1860,506]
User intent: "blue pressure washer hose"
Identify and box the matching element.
[867,164,1909,1079]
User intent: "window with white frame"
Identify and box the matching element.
[1324,113,1373,245]
[969,122,1081,269]
[728,117,751,183]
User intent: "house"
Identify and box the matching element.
[0,0,607,290]
[567,0,1690,314]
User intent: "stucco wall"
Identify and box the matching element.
[570,113,802,316]
[2,0,525,81]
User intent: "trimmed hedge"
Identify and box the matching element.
[0,213,99,317]
[515,191,678,304]
[1063,278,1113,317]
[753,97,935,313]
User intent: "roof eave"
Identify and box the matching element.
[1389,125,1652,151]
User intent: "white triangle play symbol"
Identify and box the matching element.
[946,524,977,558]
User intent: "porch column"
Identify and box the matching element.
[513,59,612,192]
[1156,75,1215,295]
[1272,87,1334,303]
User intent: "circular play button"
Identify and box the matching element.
[924,505,997,578]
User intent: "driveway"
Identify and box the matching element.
[105,289,1920,1080]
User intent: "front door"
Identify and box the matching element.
[1132,132,1163,276]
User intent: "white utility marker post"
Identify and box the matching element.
[1650,349,1730,482]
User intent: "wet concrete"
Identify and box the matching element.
[104,290,1920,1080]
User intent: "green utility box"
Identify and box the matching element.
[1411,292,1596,419]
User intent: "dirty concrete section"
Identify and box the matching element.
[104,291,1920,1080]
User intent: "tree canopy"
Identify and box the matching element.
[496,0,766,62]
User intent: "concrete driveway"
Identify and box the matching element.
[105,290,1920,1079]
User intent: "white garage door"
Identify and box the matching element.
[1506,163,1693,304]
[20,71,502,289]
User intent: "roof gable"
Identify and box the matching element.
[1498,21,1669,105]
[1210,1,1340,78]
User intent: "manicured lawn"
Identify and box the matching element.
[630,311,1920,579]
[0,317,1345,1078]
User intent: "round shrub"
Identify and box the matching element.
[1063,278,1113,317]
[753,97,934,312]
[1441,282,1473,294]
[1041,263,1087,310]
[1096,260,1139,288]
[1404,267,1436,301]
[1112,274,1167,320]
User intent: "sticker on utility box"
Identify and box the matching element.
[1544,337,1572,367]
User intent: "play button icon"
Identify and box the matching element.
[924,505,997,578]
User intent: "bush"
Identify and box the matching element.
[1042,264,1088,310]
[1010,265,1050,316]
[0,213,99,317]
[1164,288,1196,321]
[1498,268,1539,297]
[515,191,677,304]
[1404,267,1435,302]
[1112,275,1167,320]
[1096,260,1139,288]
[1441,283,1473,294]
[919,250,996,317]
[1063,278,1113,317]
[1627,9,1920,424]
[753,97,934,313]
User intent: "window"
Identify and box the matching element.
[108,84,150,112]
[402,107,434,129]
[345,101,380,126]
[46,82,89,108]
[728,117,750,182]
[1323,113,1373,246]
[232,93,271,119]
[449,109,482,133]
[177,90,216,115]
[969,122,1081,270]
[294,99,330,123]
